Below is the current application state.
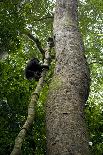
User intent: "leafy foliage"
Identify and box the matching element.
[0,0,103,154]
[79,0,103,154]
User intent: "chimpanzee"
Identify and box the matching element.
[25,58,48,81]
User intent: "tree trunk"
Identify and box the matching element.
[46,0,90,155]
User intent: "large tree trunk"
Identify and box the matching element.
[46,0,90,155]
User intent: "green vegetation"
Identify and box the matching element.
[0,0,103,154]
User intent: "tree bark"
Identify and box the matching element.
[46,0,90,155]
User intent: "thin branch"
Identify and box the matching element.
[33,16,53,21]
[26,32,45,59]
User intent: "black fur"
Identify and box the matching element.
[25,58,48,81]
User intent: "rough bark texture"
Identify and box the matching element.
[46,0,90,155]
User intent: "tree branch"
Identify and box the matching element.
[33,16,53,21]
[10,40,53,155]
[26,32,45,59]
[22,29,45,59]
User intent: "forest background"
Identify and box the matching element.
[0,0,103,155]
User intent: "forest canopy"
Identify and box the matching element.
[0,0,103,155]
